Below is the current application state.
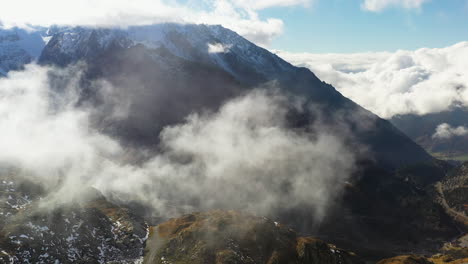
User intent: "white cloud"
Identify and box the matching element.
[208,43,232,53]
[0,0,311,46]
[275,41,468,118]
[433,123,468,139]
[362,0,430,12]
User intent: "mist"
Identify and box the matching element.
[0,63,356,222]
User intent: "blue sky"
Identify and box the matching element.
[261,0,468,53]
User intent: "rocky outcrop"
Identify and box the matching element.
[431,162,468,232]
[0,173,148,263]
[377,255,434,264]
[143,210,363,264]
[376,235,468,264]
[442,162,468,216]
[377,253,468,264]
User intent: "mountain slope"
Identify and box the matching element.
[143,210,364,264]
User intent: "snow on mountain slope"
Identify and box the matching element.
[37,24,294,82]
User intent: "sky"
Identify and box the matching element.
[263,0,468,52]
[1,0,467,52]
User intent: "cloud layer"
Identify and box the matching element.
[362,0,429,12]
[275,41,468,118]
[0,64,355,221]
[0,0,312,46]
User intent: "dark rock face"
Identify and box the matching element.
[0,172,148,263]
[143,210,363,264]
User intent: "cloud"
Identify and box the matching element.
[0,0,311,46]
[0,64,122,203]
[433,123,468,139]
[362,0,430,12]
[96,89,356,219]
[0,64,356,221]
[274,41,468,118]
[208,43,232,53]
[231,0,312,10]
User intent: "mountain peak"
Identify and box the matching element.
[37,23,295,83]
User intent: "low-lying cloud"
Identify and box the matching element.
[433,123,468,139]
[275,41,468,118]
[0,64,356,221]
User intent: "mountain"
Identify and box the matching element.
[35,24,436,170]
[0,23,463,261]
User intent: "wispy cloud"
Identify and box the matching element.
[362,0,430,12]
[231,0,312,10]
